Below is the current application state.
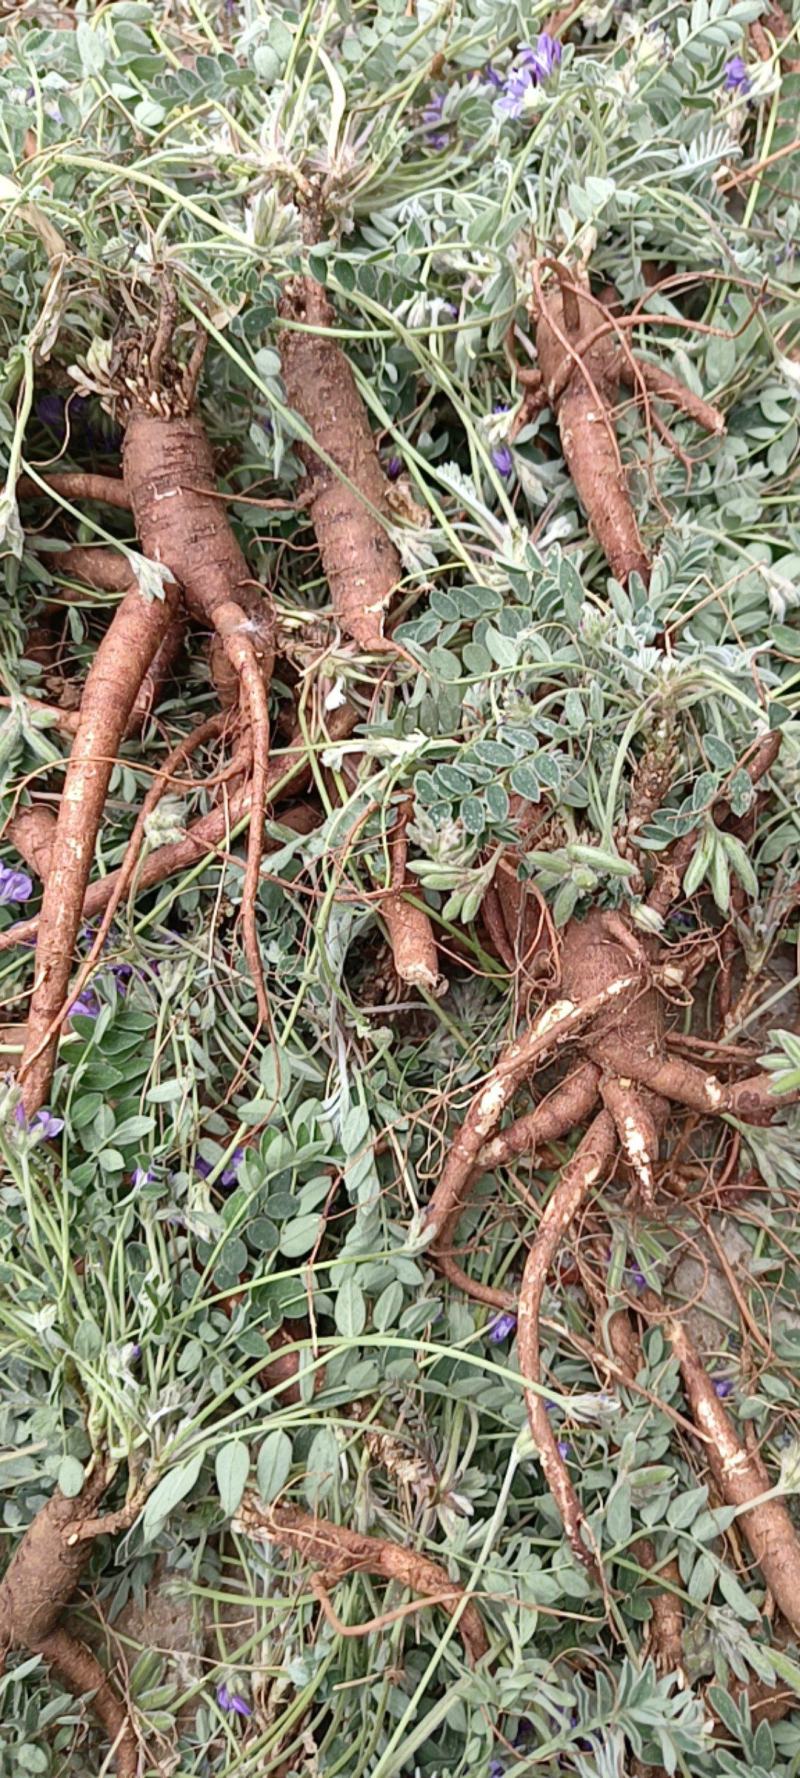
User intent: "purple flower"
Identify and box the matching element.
[520,33,562,78]
[0,864,33,906]
[35,393,66,431]
[489,1762,505,1778]
[557,1440,571,1459]
[491,444,513,478]
[70,989,99,1022]
[483,64,503,88]
[627,1264,646,1292]
[129,1343,142,1361]
[488,1311,517,1342]
[222,1147,245,1186]
[723,55,751,93]
[712,1376,733,1399]
[197,1147,245,1187]
[14,1104,64,1140]
[423,91,449,149]
[497,34,561,115]
[217,1682,252,1718]
[132,1165,154,1188]
[386,455,402,480]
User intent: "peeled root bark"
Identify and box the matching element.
[18,578,182,1115]
[278,276,402,651]
[669,1318,800,1637]
[0,1475,137,1777]
[424,973,637,1247]
[383,798,445,996]
[234,1494,488,1664]
[0,704,357,956]
[7,806,58,880]
[516,1110,617,1570]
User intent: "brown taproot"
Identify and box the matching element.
[120,308,276,1020]
[0,1473,138,1776]
[669,1317,800,1637]
[423,973,637,1249]
[433,1060,603,1314]
[278,275,402,651]
[234,1493,488,1664]
[514,263,724,585]
[18,574,182,1114]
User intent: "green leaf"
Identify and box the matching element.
[373,1280,404,1329]
[304,1426,340,1505]
[335,1276,367,1338]
[142,1449,205,1541]
[257,1430,293,1503]
[509,762,542,802]
[279,1214,320,1257]
[57,1456,85,1499]
[215,1440,250,1517]
[605,1481,632,1544]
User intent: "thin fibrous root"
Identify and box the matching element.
[50,714,228,1035]
[0,704,358,956]
[233,1493,488,1664]
[516,1110,617,1572]
[208,601,271,1024]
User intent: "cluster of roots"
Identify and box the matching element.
[3,248,799,1767]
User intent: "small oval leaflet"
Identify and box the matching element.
[57,1456,85,1499]
[257,1429,293,1503]
[215,1439,250,1517]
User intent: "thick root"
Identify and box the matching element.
[669,1318,800,1637]
[278,276,402,651]
[234,1494,488,1664]
[383,798,445,996]
[18,578,182,1114]
[0,1474,137,1777]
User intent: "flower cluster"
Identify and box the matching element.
[497,34,562,118]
